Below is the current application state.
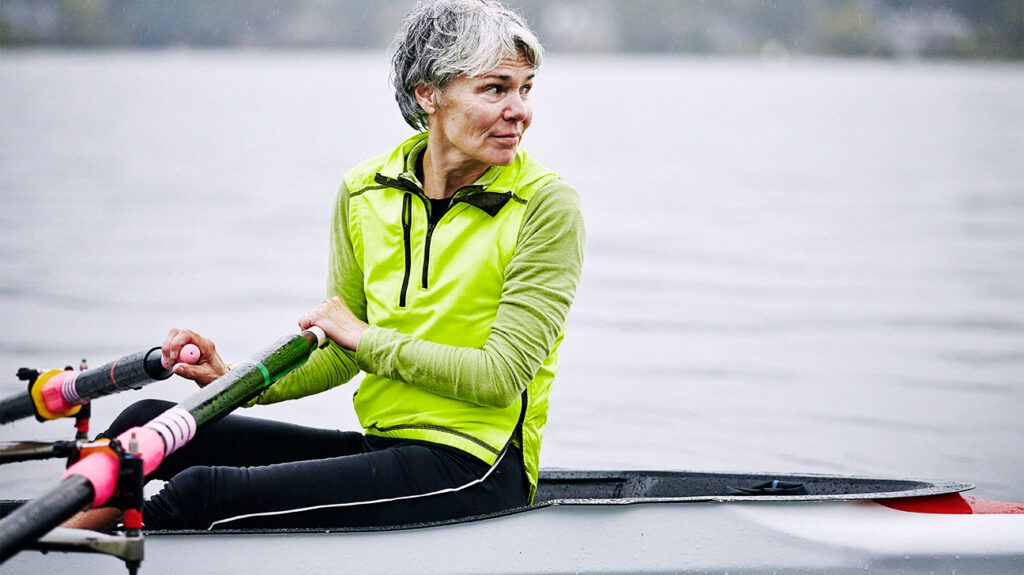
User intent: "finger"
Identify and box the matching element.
[183,330,217,360]
[165,329,197,363]
[162,326,185,364]
[164,328,219,366]
[300,302,330,329]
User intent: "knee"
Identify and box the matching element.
[103,399,175,438]
[145,466,215,529]
[167,466,209,500]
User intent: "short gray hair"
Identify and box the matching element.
[390,0,544,131]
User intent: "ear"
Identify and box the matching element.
[414,84,437,114]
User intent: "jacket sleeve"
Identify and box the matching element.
[354,180,585,408]
[247,181,366,405]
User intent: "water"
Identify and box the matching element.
[1,50,1022,501]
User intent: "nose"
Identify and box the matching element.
[503,92,528,123]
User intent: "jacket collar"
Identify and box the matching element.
[376,132,526,196]
[374,132,528,217]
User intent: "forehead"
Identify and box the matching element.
[474,52,536,80]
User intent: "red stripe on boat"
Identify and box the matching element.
[877,493,1024,514]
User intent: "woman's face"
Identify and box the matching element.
[422,52,535,169]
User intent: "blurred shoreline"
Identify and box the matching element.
[3,45,1024,70]
[2,0,1022,61]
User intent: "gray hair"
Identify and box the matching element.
[390,0,544,131]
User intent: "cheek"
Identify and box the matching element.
[453,104,488,137]
[461,117,481,141]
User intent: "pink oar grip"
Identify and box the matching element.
[160,343,202,370]
[63,451,119,508]
[116,427,166,475]
[61,427,168,508]
[40,371,78,414]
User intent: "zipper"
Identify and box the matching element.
[421,187,479,290]
[376,173,484,299]
[370,423,500,456]
[422,222,435,290]
[399,193,412,308]
[421,198,449,289]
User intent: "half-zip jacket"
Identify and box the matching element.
[247,132,585,501]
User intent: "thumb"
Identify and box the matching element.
[173,363,205,380]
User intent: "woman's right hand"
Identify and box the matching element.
[162,327,228,388]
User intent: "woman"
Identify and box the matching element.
[80,0,583,530]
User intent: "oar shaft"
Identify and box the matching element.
[73,347,172,401]
[180,332,320,426]
[131,332,323,463]
[0,475,93,563]
[0,394,36,425]
[0,347,174,424]
[0,440,78,464]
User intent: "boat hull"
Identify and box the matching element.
[5,498,1023,574]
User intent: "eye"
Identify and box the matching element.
[520,84,532,97]
[484,84,504,95]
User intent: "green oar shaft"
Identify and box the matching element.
[179,331,322,426]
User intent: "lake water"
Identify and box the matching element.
[1,50,1022,501]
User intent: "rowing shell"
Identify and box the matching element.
[4,470,1022,574]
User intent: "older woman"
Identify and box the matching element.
[82,0,583,530]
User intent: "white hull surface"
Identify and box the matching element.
[4,470,1023,574]
[6,500,1024,574]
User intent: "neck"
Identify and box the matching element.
[420,133,489,200]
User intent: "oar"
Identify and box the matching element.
[0,344,200,425]
[0,440,80,464]
[0,327,326,564]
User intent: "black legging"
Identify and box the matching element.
[101,399,529,530]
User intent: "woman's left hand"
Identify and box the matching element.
[299,296,369,351]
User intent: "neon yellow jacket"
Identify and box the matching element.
[250,132,584,499]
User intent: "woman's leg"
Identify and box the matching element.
[68,399,364,531]
[101,400,529,530]
[101,399,363,479]
[145,437,529,530]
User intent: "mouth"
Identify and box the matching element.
[491,133,521,146]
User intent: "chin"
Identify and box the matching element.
[484,148,518,167]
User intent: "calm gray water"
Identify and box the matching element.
[1,51,1022,501]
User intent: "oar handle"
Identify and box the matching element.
[0,346,200,425]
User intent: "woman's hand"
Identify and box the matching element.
[298,296,369,351]
[162,327,229,388]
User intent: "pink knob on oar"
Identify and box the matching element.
[179,343,201,365]
[161,343,202,369]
